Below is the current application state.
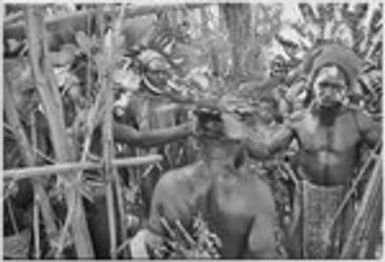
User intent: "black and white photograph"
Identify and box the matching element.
[2,1,383,259]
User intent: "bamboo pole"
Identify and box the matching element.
[25,7,94,257]
[101,9,118,257]
[113,6,131,258]
[33,198,40,259]
[325,142,381,241]
[340,151,382,258]
[114,167,129,257]
[358,190,382,258]
[31,113,41,259]
[3,74,59,253]
[3,155,163,181]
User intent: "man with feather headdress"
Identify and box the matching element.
[246,43,381,258]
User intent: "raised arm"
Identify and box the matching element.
[113,121,194,148]
[244,123,296,160]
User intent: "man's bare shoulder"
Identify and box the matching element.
[155,161,205,189]
[340,105,373,123]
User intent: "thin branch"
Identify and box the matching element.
[31,147,56,164]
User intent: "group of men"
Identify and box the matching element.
[136,43,381,258]
[4,40,381,259]
[244,43,381,258]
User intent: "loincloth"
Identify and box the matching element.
[290,180,354,258]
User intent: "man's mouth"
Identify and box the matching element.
[319,97,341,107]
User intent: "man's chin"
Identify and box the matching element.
[319,100,341,108]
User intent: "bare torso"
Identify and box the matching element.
[147,160,277,258]
[292,108,361,185]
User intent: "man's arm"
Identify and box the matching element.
[245,123,296,160]
[113,121,194,148]
[355,110,381,148]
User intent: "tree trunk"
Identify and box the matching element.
[221,4,252,78]
[201,7,220,76]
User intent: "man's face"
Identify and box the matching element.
[313,66,348,107]
[270,58,288,81]
[258,101,275,124]
[145,58,171,88]
[197,111,245,167]
[140,53,172,95]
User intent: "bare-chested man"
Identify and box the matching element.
[246,44,381,258]
[131,108,278,259]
